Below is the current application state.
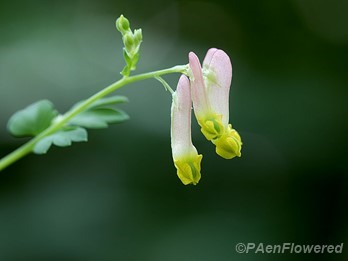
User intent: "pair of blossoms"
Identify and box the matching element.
[171,48,242,185]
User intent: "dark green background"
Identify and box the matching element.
[0,0,347,260]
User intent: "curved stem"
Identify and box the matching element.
[0,64,188,171]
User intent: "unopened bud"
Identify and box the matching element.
[116,15,130,35]
[123,33,135,52]
[133,29,143,46]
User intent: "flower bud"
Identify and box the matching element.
[116,15,130,35]
[133,29,143,46]
[123,33,135,53]
[116,15,143,76]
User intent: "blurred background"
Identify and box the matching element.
[0,0,347,260]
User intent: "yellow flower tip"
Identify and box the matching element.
[199,114,224,141]
[174,154,203,185]
[213,125,242,159]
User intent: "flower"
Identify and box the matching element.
[189,48,242,159]
[171,75,202,185]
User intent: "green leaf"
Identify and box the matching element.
[69,95,129,129]
[69,108,129,129]
[33,127,88,154]
[7,100,58,137]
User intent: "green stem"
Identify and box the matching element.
[0,64,188,171]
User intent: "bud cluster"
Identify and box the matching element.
[116,15,143,76]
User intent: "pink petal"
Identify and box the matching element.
[171,75,196,158]
[202,48,218,66]
[189,52,210,118]
[203,49,232,126]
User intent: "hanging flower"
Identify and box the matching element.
[189,48,242,159]
[171,75,202,185]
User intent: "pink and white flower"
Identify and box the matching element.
[188,48,242,159]
[171,75,202,185]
